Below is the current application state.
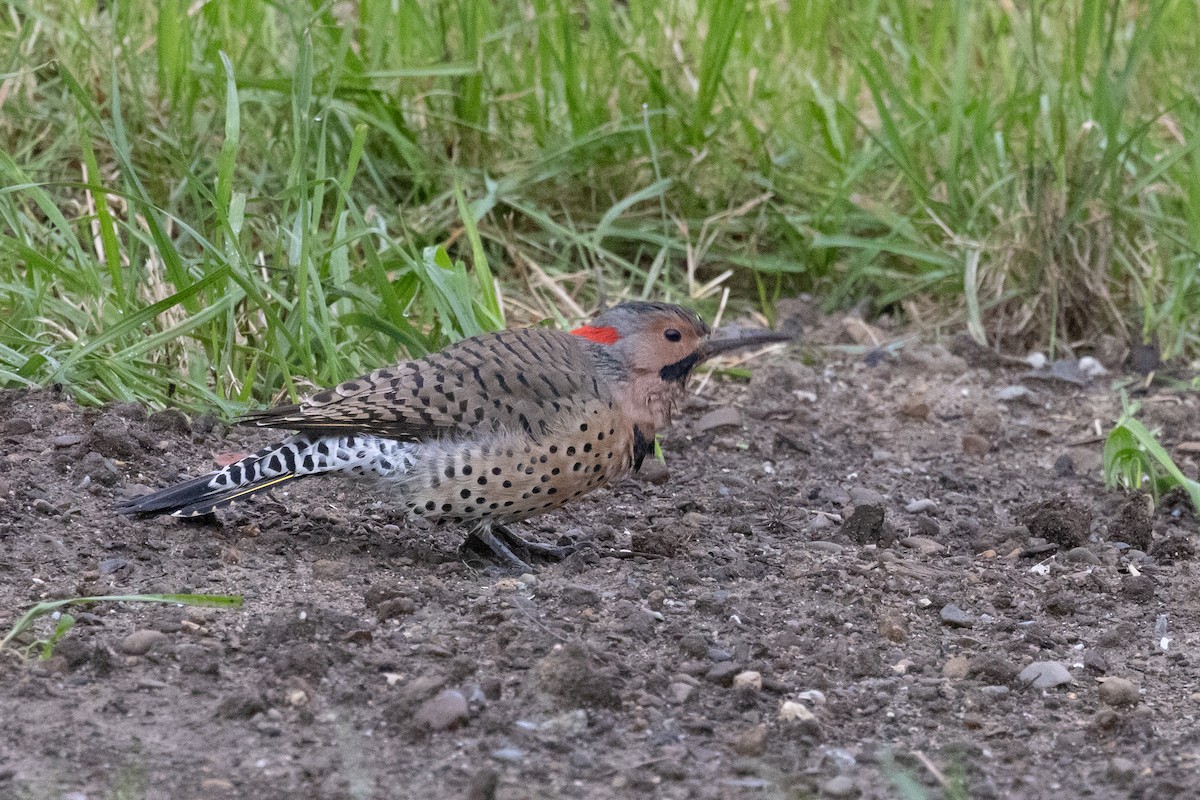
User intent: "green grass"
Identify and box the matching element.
[2,0,1199,412]
[0,593,244,659]
[1104,395,1200,509]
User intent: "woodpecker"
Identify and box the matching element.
[117,302,790,569]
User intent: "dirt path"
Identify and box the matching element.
[1,325,1197,800]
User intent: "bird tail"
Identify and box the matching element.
[116,433,416,517]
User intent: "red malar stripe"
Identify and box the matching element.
[570,325,620,345]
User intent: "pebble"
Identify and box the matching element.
[53,434,84,448]
[961,434,990,455]
[878,615,908,642]
[732,670,762,692]
[732,724,768,757]
[900,536,944,555]
[808,515,836,532]
[311,560,349,580]
[1098,677,1140,707]
[3,417,33,435]
[779,701,816,722]
[705,661,744,686]
[120,629,169,656]
[707,647,733,662]
[414,689,469,731]
[820,775,858,798]
[841,505,886,545]
[905,498,937,514]
[847,487,884,508]
[939,603,976,629]
[491,747,526,763]
[1106,757,1137,785]
[942,655,970,680]
[1018,661,1073,689]
[1065,547,1101,565]
[636,459,670,484]
[666,682,694,705]
[696,407,742,433]
[820,486,851,506]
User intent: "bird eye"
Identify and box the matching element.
[664,328,682,342]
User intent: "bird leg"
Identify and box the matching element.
[460,523,577,572]
[493,523,578,561]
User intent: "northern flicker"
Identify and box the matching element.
[117,302,789,569]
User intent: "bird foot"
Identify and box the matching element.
[460,525,578,572]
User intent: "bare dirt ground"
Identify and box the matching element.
[1,311,1199,800]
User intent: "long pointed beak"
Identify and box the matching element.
[698,328,793,361]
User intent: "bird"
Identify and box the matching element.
[116,301,790,569]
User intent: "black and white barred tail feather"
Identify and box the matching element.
[116,433,417,518]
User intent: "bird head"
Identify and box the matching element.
[571,301,791,385]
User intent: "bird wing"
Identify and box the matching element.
[240,327,610,441]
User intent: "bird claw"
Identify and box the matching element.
[460,524,579,572]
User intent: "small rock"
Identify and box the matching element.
[942,655,970,680]
[899,397,930,419]
[847,487,884,508]
[962,434,990,455]
[939,603,976,629]
[808,514,836,532]
[215,688,268,719]
[696,407,742,433]
[968,654,1019,684]
[820,485,851,506]
[779,700,816,722]
[491,747,525,764]
[414,689,469,731]
[175,644,220,676]
[905,498,937,514]
[1019,493,1092,548]
[707,647,733,662]
[900,536,944,555]
[878,614,907,643]
[562,584,602,606]
[705,661,744,686]
[1019,661,1073,690]
[53,434,84,448]
[467,769,499,800]
[1065,547,1100,565]
[820,775,858,798]
[996,385,1035,402]
[200,779,235,795]
[666,682,694,705]
[635,459,670,485]
[148,408,190,434]
[1106,757,1137,785]
[841,505,887,545]
[376,597,417,619]
[312,560,349,580]
[78,452,120,486]
[120,629,169,656]
[732,724,768,757]
[4,418,33,435]
[1098,677,1140,707]
[732,670,763,692]
[537,709,588,736]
